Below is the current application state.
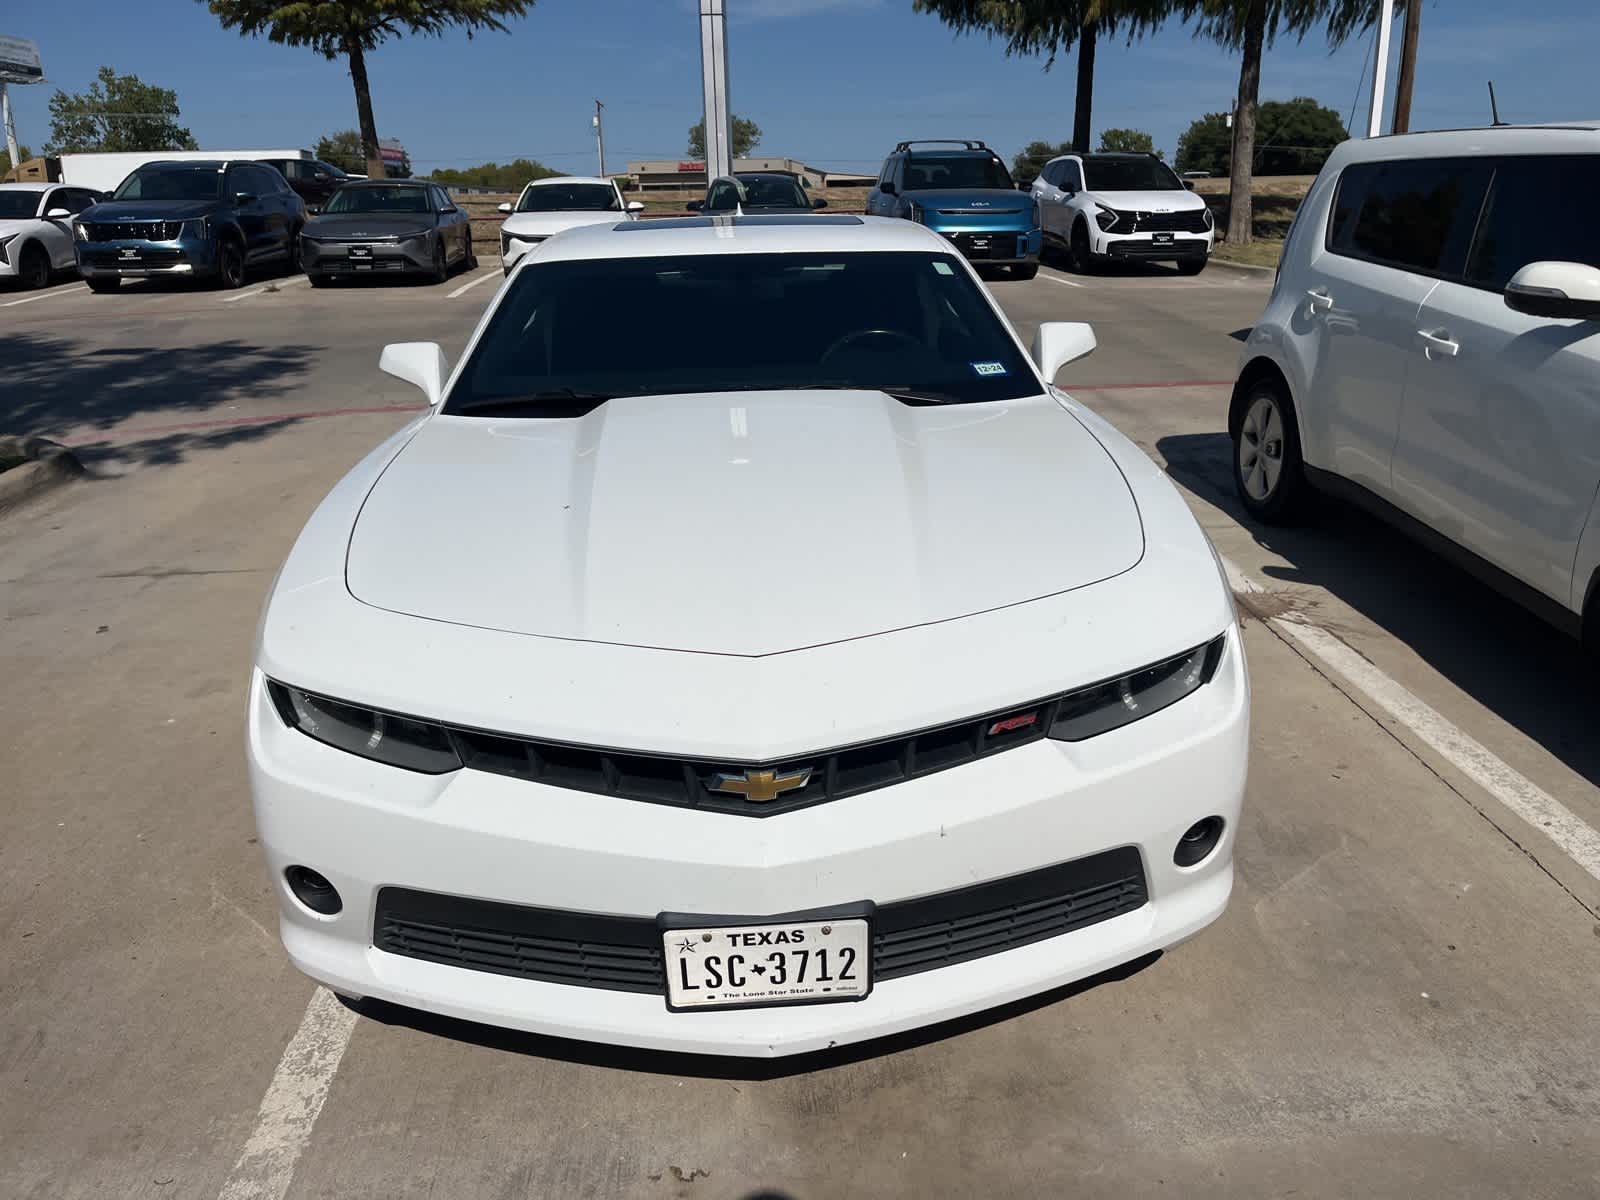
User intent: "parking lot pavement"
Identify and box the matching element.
[3,262,1599,1199]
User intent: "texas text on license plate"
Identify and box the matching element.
[662,917,870,1010]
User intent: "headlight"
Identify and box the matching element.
[401,230,430,244]
[1201,206,1214,230]
[267,682,461,774]
[1094,205,1122,232]
[1031,200,1042,228]
[500,231,515,255]
[906,201,925,224]
[180,217,209,239]
[0,234,13,264]
[74,223,89,242]
[1047,636,1225,742]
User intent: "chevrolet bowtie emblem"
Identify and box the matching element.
[710,767,812,803]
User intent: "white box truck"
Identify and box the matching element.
[60,149,312,195]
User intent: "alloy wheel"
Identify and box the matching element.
[1238,394,1285,502]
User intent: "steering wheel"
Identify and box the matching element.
[820,328,923,365]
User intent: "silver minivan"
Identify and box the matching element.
[1230,123,1600,644]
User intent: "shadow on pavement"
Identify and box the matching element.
[344,952,1162,1081]
[1156,430,1600,787]
[0,331,316,464]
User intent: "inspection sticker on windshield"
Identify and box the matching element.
[932,260,954,275]
[972,361,1008,377]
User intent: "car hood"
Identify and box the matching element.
[1088,189,1208,212]
[345,391,1144,656]
[0,217,43,236]
[82,199,220,222]
[906,188,1032,213]
[501,210,625,238]
[305,213,434,239]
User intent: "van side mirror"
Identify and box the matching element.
[1504,261,1600,320]
[379,341,450,407]
[879,181,897,197]
[1017,180,1032,192]
[1031,322,1097,383]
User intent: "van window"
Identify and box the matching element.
[1330,159,1488,275]
[1465,155,1600,290]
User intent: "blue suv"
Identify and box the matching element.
[865,140,1041,279]
[75,160,305,292]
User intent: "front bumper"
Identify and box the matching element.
[500,234,546,273]
[247,624,1248,1057]
[303,236,433,276]
[1094,229,1213,261]
[76,236,215,278]
[928,223,1042,267]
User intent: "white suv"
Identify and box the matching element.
[1032,153,1214,275]
[1231,123,1600,645]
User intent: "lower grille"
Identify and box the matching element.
[372,846,1148,994]
[319,258,408,273]
[86,221,182,241]
[1126,209,1210,234]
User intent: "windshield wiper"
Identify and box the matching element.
[452,388,618,415]
[876,387,964,406]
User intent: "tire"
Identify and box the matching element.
[18,242,50,290]
[1068,221,1097,274]
[86,276,120,294]
[215,238,246,290]
[1232,378,1311,523]
[286,229,303,275]
[429,240,448,284]
[307,272,331,288]
[463,233,477,272]
[1011,262,1039,281]
[1177,257,1207,276]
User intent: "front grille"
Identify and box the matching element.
[372,846,1148,994]
[1124,209,1210,234]
[319,258,408,273]
[86,220,182,241]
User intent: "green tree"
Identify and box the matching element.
[201,1,533,179]
[1175,97,1345,179]
[315,129,364,172]
[1011,139,1076,184]
[427,158,559,190]
[914,2,1158,154]
[1175,111,1230,175]
[687,115,762,160]
[1098,127,1159,156]
[44,67,199,154]
[0,144,35,176]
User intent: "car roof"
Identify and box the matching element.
[731,171,801,181]
[1320,121,1600,171]
[533,214,946,263]
[339,177,428,187]
[0,181,51,192]
[527,175,614,187]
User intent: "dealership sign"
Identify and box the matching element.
[0,36,43,85]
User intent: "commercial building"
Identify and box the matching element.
[626,156,876,191]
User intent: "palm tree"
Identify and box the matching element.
[202,1,532,179]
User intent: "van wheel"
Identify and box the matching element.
[1233,379,1310,523]
[1012,262,1039,281]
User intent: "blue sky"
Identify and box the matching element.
[4,0,1596,175]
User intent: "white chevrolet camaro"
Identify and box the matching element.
[248,214,1249,1057]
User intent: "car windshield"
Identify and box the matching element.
[113,167,222,201]
[902,155,1013,191]
[0,191,42,218]
[517,183,619,212]
[447,250,1037,413]
[736,176,808,207]
[1082,157,1183,192]
[323,185,431,214]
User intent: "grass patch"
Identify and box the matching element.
[1211,238,1284,270]
[0,449,26,477]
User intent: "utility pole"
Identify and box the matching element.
[1390,0,1421,134]
[1367,0,1395,137]
[1,83,19,172]
[593,99,606,178]
[698,0,733,180]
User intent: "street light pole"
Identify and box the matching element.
[698,0,733,180]
[1367,0,1395,137]
[593,99,606,178]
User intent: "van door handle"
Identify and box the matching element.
[1306,288,1333,313]
[1417,329,1460,359]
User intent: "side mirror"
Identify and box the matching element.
[1031,322,1097,384]
[45,207,72,219]
[497,202,512,214]
[379,341,450,407]
[1504,261,1600,320]
[233,192,257,205]
[811,196,828,209]
[1017,180,1033,192]
[879,181,897,197]
[1182,180,1195,191]
[685,199,704,211]
[626,200,645,212]
[313,171,331,181]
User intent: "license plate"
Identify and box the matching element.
[348,246,372,260]
[118,247,141,261]
[1152,232,1175,246]
[662,917,870,1010]
[966,237,991,254]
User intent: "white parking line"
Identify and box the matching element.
[1038,270,1086,288]
[2,283,90,307]
[1222,556,1600,886]
[446,268,500,300]
[221,276,311,304]
[216,987,358,1200]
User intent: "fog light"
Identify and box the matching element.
[1174,817,1225,867]
[285,865,343,915]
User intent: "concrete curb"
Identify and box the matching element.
[0,435,87,517]
[1207,256,1276,277]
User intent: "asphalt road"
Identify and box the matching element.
[3,256,1598,1200]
